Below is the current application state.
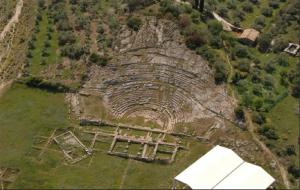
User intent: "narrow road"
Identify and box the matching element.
[0,80,12,98]
[0,0,23,41]
[0,0,24,97]
[119,159,132,189]
[245,111,291,189]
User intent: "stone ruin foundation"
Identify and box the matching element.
[63,17,237,164]
[0,167,20,190]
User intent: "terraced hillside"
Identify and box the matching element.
[83,18,235,130]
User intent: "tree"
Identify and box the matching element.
[254,16,266,27]
[264,61,276,73]
[214,61,229,84]
[242,2,253,13]
[237,59,250,72]
[263,75,274,89]
[75,16,88,30]
[272,38,288,53]
[127,16,142,31]
[269,0,280,9]
[217,5,229,18]
[185,28,208,49]
[262,7,273,17]
[233,10,245,21]
[258,125,279,140]
[179,14,191,29]
[257,33,272,52]
[277,55,289,67]
[234,106,245,121]
[160,0,181,18]
[38,0,45,9]
[127,0,155,12]
[58,32,76,46]
[252,84,263,96]
[89,53,108,66]
[285,145,296,156]
[208,20,223,35]
[61,45,84,60]
[252,112,266,124]
[234,45,249,58]
[288,165,300,178]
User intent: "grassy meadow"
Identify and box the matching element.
[0,83,210,189]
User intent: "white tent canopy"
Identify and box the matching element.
[174,145,275,189]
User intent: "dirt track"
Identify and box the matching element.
[245,111,291,189]
[0,80,12,98]
[0,0,23,41]
[0,0,24,96]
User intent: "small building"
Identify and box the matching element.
[239,28,260,45]
[173,145,275,189]
[284,43,300,56]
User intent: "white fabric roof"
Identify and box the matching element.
[175,145,275,189]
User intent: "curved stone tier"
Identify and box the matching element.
[83,18,235,131]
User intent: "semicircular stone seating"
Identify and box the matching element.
[83,17,235,131]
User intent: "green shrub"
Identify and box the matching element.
[208,20,223,35]
[285,145,296,156]
[276,55,289,67]
[185,29,208,49]
[252,84,263,96]
[269,0,280,9]
[234,45,249,58]
[263,75,274,90]
[288,165,300,178]
[264,61,276,73]
[242,2,253,13]
[127,0,155,12]
[61,45,84,60]
[258,125,279,140]
[127,16,142,31]
[160,0,181,18]
[58,32,76,46]
[217,5,229,18]
[272,38,288,53]
[261,7,273,17]
[237,59,250,72]
[179,14,192,29]
[234,106,245,121]
[214,61,229,84]
[89,53,109,66]
[252,112,266,124]
[258,33,272,52]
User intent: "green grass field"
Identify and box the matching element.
[0,83,210,189]
[267,96,299,154]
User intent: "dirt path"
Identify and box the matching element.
[0,0,24,98]
[0,80,13,98]
[119,159,132,189]
[90,21,99,53]
[245,111,291,189]
[0,0,23,41]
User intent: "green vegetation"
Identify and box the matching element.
[1,0,299,188]
[127,16,142,31]
[89,53,108,66]
[0,0,18,31]
[264,96,299,182]
[26,10,60,75]
[0,84,210,188]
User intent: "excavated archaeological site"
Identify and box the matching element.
[77,18,236,132]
